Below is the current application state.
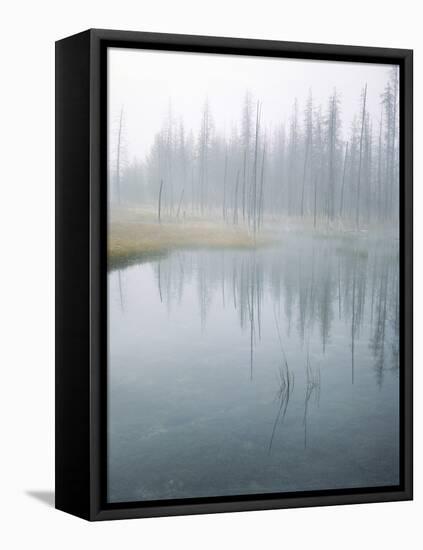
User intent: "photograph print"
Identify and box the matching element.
[107,47,400,504]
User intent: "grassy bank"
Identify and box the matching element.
[108,220,272,269]
[107,206,396,269]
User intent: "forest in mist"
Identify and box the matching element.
[109,66,399,233]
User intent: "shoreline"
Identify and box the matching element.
[108,211,398,270]
[108,220,274,269]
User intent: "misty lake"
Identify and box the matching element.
[107,234,399,503]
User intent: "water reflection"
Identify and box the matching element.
[119,237,399,385]
[108,235,400,502]
[303,351,321,450]
[268,309,294,453]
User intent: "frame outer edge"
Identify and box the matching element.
[55,30,92,520]
[58,29,413,521]
[402,48,413,500]
[89,28,104,521]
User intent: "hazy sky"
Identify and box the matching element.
[108,47,396,162]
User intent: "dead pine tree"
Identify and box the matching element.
[300,142,309,218]
[163,103,175,216]
[301,91,313,218]
[326,91,338,222]
[241,91,252,224]
[339,141,349,219]
[258,137,266,229]
[313,174,318,229]
[356,83,367,231]
[251,101,262,235]
[313,107,324,229]
[115,107,124,205]
[376,112,383,221]
[287,99,299,217]
[364,115,373,225]
[241,150,247,223]
[233,168,240,225]
[176,188,185,219]
[199,99,212,216]
[158,179,164,223]
[383,67,399,219]
[222,146,228,221]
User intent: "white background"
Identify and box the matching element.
[0,1,419,548]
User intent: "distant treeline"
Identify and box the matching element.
[110,67,399,231]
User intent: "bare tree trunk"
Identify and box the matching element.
[176,188,184,219]
[390,72,398,219]
[222,148,228,221]
[258,139,266,229]
[356,84,367,231]
[328,95,337,221]
[300,135,310,217]
[115,107,124,205]
[365,120,373,225]
[199,102,211,216]
[233,169,240,225]
[377,113,383,221]
[242,151,247,222]
[339,141,349,219]
[313,174,318,229]
[158,179,164,223]
[252,101,261,235]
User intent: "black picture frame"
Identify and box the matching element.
[55,28,413,521]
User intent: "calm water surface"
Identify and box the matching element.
[107,235,399,503]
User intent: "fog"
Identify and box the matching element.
[108,48,394,160]
[108,48,399,231]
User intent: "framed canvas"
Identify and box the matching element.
[55,29,413,521]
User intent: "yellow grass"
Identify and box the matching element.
[108,219,272,267]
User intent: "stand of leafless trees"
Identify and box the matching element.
[110,68,399,232]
